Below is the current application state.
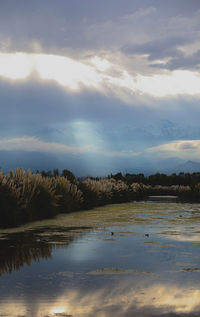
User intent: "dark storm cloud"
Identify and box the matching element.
[0,0,199,54]
[0,76,153,144]
[0,0,149,52]
[152,50,200,70]
[1,75,200,174]
[0,76,200,145]
[120,8,200,70]
[122,36,192,61]
[0,0,199,79]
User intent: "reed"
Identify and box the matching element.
[54,176,83,212]
[0,169,82,227]
[0,168,199,228]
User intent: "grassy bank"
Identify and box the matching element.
[1,168,200,228]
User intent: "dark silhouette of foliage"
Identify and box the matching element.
[53,168,59,177]
[61,169,76,183]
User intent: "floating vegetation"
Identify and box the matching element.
[144,241,174,247]
[87,267,151,275]
[181,268,200,272]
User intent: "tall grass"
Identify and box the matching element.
[54,176,83,212]
[79,178,147,208]
[0,168,200,228]
[0,169,82,227]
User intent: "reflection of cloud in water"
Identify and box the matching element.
[54,284,200,316]
[162,232,200,242]
[175,234,200,242]
[0,301,27,316]
[1,281,200,316]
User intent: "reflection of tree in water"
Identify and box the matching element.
[0,226,91,276]
[0,235,52,276]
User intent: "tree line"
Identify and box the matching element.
[110,171,200,187]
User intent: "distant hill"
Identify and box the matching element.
[122,159,200,176]
[173,160,200,174]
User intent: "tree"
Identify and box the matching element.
[61,169,76,183]
[53,168,59,178]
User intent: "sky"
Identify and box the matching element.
[1,0,200,176]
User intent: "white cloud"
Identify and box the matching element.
[148,140,200,159]
[29,282,200,316]
[0,137,96,154]
[35,54,102,90]
[0,136,139,158]
[135,70,200,97]
[103,150,141,158]
[0,52,32,79]
[0,52,200,100]
[2,281,200,316]
[91,56,112,72]
[64,284,200,315]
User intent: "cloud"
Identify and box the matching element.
[57,283,200,316]
[85,7,158,52]
[102,150,141,158]
[0,52,200,99]
[1,1,200,174]
[0,53,32,79]
[120,8,200,72]
[0,4,158,52]
[0,53,102,90]
[8,280,200,316]
[134,70,200,97]
[0,136,140,159]
[148,140,200,159]
[122,35,189,61]
[0,1,199,53]
[0,1,200,77]
[0,137,96,154]
[153,49,200,70]
[2,281,200,316]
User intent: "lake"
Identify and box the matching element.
[0,201,200,317]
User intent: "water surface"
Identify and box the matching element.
[0,202,200,316]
